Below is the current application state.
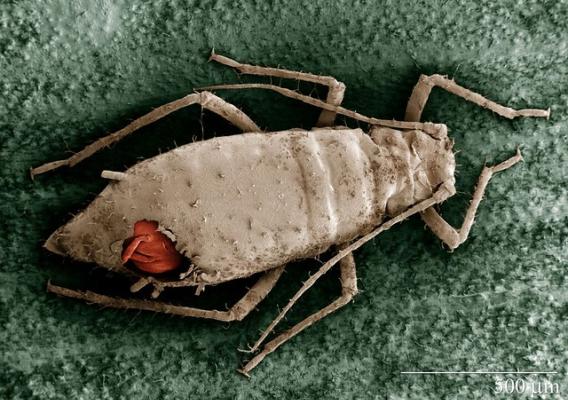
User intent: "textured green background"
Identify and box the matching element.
[1,1,567,399]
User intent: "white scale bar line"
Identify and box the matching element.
[401,371,558,375]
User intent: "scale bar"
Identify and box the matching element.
[401,371,558,375]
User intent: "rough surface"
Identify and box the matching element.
[1,1,567,399]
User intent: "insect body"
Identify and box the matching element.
[33,52,549,375]
[46,127,455,285]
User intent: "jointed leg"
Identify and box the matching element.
[405,73,548,248]
[237,182,453,363]
[200,83,448,138]
[405,74,550,122]
[47,266,285,322]
[209,51,346,127]
[421,150,522,250]
[31,91,260,177]
[207,53,448,135]
[239,252,358,376]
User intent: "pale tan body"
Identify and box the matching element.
[45,127,452,286]
[34,53,549,375]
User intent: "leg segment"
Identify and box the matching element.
[239,252,358,376]
[405,74,550,122]
[200,83,448,138]
[240,182,453,357]
[405,74,548,248]
[31,91,260,177]
[209,51,346,127]
[421,150,522,250]
[47,266,285,322]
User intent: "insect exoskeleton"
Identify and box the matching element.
[44,125,454,285]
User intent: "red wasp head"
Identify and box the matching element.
[121,220,183,274]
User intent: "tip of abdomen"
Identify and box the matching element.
[43,229,67,256]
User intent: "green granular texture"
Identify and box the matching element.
[1,1,567,399]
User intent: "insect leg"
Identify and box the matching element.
[239,183,453,362]
[421,150,523,250]
[31,91,260,177]
[209,51,345,127]
[47,266,285,322]
[200,83,447,138]
[227,266,285,321]
[405,74,550,122]
[239,251,358,376]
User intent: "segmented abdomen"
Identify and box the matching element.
[48,128,393,283]
[149,128,388,281]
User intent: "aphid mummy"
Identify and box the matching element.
[33,52,550,376]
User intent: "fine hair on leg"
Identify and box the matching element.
[47,266,285,322]
[405,74,550,122]
[209,51,345,127]
[31,91,260,177]
[199,83,448,138]
[420,150,523,250]
[239,248,358,376]
[404,72,548,249]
